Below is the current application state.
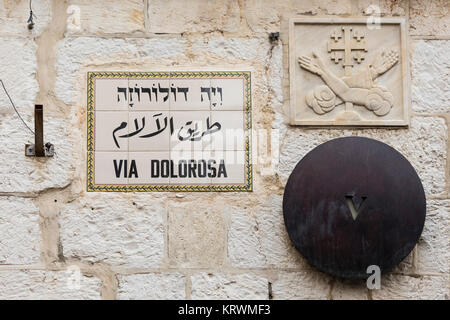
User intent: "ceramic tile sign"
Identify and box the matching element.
[87,71,252,192]
[289,18,409,126]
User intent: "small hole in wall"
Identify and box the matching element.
[91,207,94,210]
[54,199,57,203]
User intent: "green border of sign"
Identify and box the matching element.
[87,71,252,192]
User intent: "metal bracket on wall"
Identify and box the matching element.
[269,32,280,42]
[25,104,54,157]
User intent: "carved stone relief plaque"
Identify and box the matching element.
[289,18,409,126]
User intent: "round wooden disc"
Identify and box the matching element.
[283,137,426,278]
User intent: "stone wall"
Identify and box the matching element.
[0,0,448,299]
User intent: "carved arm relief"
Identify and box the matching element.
[289,18,409,127]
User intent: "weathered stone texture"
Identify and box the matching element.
[0,114,74,193]
[0,0,52,37]
[410,0,450,37]
[147,0,241,34]
[243,0,285,33]
[190,36,277,110]
[267,43,284,109]
[67,0,144,35]
[59,194,165,268]
[271,271,331,299]
[331,280,368,300]
[117,273,186,299]
[357,0,407,16]
[0,197,40,264]
[168,201,226,268]
[0,38,38,113]
[372,274,449,300]
[191,273,268,299]
[416,200,450,274]
[412,40,450,113]
[0,38,74,193]
[0,270,102,299]
[191,36,272,62]
[279,117,447,196]
[55,37,187,105]
[228,195,307,269]
[244,0,351,33]
[313,0,352,14]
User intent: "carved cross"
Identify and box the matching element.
[353,30,365,41]
[327,27,367,76]
[330,29,342,41]
[353,51,365,63]
[330,51,343,64]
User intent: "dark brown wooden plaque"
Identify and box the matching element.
[283,137,426,278]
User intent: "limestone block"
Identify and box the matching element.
[55,37,187,105]
[0,38,38,114]
[287,0,352,16]
[191,273,268,299]
[59,193,164,267]
[268,43,284,109]
[67,0,144,35]
[147,0,241,34]
[271,271,330,299]
[372,274,449,300]
[0,197,40,264]
[357,0,407,16]
[331,279,368,300]
[410,0,450,37]
[243,0,287,33]
[189,36,274,111]
[412,40,450,113]
[416,200,450,274]
[312,0,352,15]
[244,0,352,33]
[0,0,52,37]
[0,270,101,300]
[191,36,272,62]
[279,117,447,196]
[168,201,226,268]
[227,195,307,268]
[117,273,186,299]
